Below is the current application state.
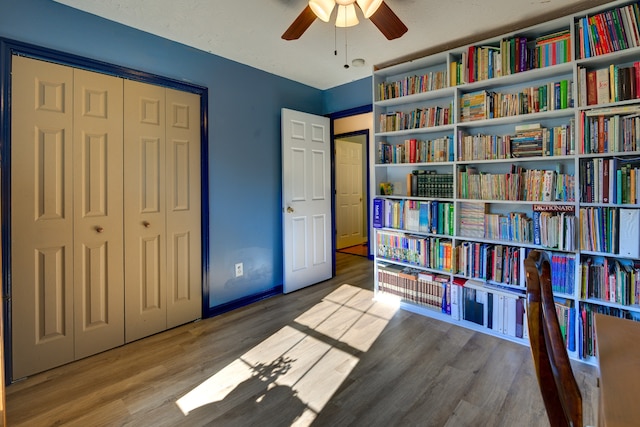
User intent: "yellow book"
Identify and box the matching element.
[631,168,636,204]
[450,61,458,86]
[609,63,616,103]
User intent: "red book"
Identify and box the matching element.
[467,45,475,83]
[634,61,640,99]
[598,115,605,153]
[587,70,598,105]
[409,138,417,163]
[595,13,613,54]
[603,157,610,203]
[515,37,521,73]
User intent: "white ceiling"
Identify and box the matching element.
[53,0,611,90]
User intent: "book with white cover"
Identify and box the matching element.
[619,208,640,258]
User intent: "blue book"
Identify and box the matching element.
[583,17,592,58]
[533,209,541,245]
[372,198,384,228]
[568,307,576,352]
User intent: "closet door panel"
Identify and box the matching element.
[165,89,201,328]
[73,69,125,359]
[124,80,167,343]
[11,56,75,379]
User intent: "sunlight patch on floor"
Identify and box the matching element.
[176,284,398,425]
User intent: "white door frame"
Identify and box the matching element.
[335,136,365,249]
[333,129,370,254]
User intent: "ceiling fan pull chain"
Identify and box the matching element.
[344,26,349,68]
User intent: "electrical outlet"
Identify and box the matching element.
[235,262,243,277]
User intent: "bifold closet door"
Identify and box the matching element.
[123,83,202,342]
[123,80,167,343]
[165,88,201,329]
[11,56,125,379]
[11,56,75,379]
[72,68,124,360]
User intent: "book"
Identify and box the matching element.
[450,278,466,320]
[587,69,597,105]
[373,198,385,228]
[596,67,610,104]
[619,208,640,258]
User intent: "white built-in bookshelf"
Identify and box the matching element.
[371,0,640,364]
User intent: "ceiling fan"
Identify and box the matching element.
[282,0,408,41]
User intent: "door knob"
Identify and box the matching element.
[95,226,104,233]
[143,221,151,228]
[287,206,294,213]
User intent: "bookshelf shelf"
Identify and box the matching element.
[371,0,640,364]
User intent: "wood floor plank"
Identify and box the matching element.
[5,253,599,426]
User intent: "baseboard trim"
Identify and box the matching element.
[204,285,283,318]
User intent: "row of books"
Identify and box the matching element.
[457,122,575,161]
[554,297,576,351]
[512,121,575,157]
[455,242,526,287]
[376,70,448,101]
[483,212,533,244]
[578,64,640,107]
[407,170,454,198]
[458,279,527,338]
[373,198,454,236]
[458,202,485,238]
[578,303,640,359]
[548,252,578,295]
[376,263,450,312]
[580,156,640,204]
[578,206,619,253]
[581,256,640,306]
[579,106,640,154]
[377,256,582,346]
[379,104,452,132]
[458,31,571,85]
[533,204,577,251]
[376,264,530,339]
[376,136,454,164]
[457,165,575,202]
[459,201,577,250]
[460,80,572,122]
[376,230,453,271]
[575,2,640,59]
[535,30,573,69]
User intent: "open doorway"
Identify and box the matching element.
[335,130,369,257]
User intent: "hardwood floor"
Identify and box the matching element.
[6,252,599,426]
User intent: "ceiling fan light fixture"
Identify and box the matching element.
[309,0,335,22]
[356,0,383,18]
[335,4,359,27]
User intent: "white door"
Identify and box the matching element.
[335,138,365,249]
[282,108,332,293]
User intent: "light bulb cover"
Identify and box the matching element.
[356,0,383,18]
[335,4,359,27]
[309,0,335,22]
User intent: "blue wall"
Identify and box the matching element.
[323,76,372,114]
[0,0,333,311]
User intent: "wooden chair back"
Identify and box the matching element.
[524,250,582,427]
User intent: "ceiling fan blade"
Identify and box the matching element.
[282,5,317,40]
[369,1,408,40]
